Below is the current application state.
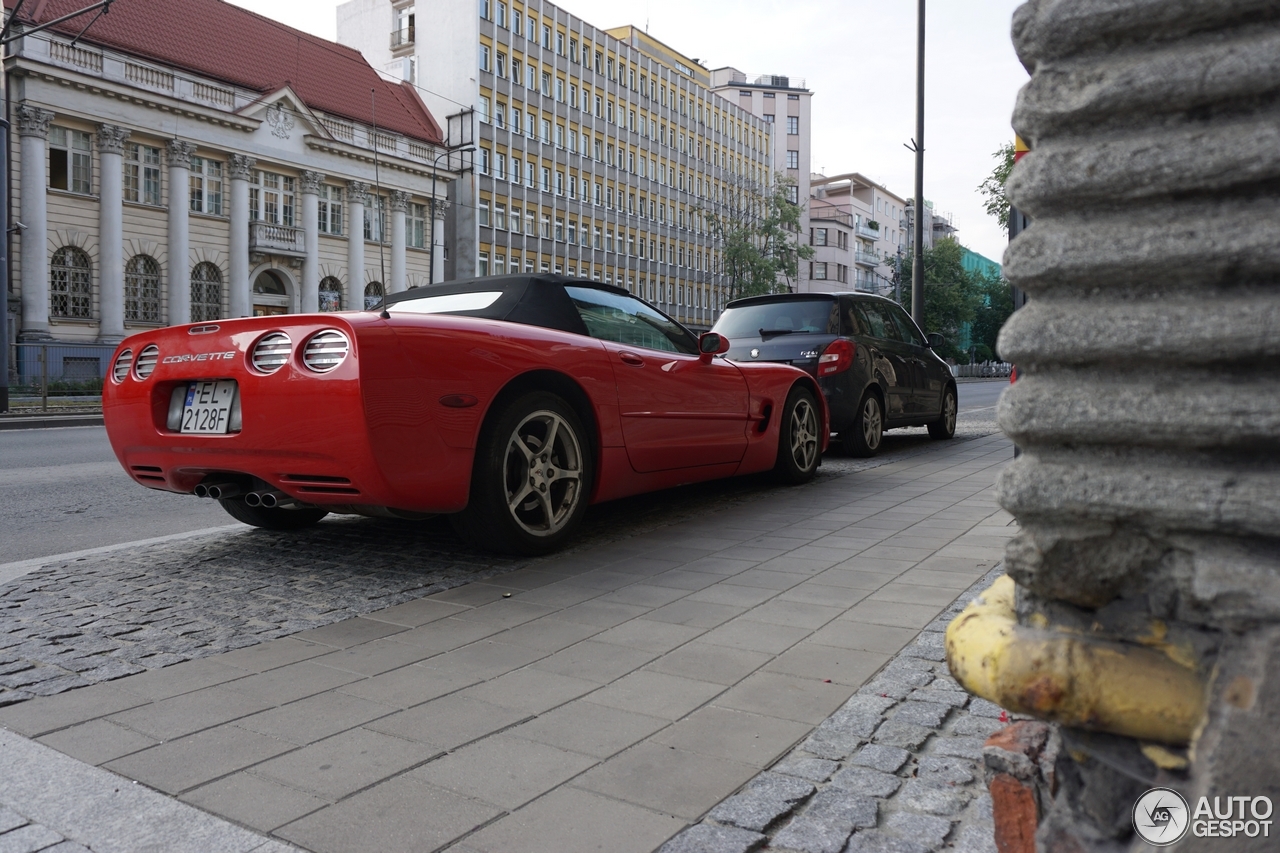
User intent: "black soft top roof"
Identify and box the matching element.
[380,275,632,337]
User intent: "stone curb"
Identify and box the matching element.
[0,414,104,430]
[0,728,300,853]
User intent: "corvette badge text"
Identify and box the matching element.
[161,352,236,364]
[1133,787,1274,845]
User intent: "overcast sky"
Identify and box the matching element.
[231,0,1028,264]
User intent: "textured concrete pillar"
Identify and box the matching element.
[388,190,408,294]
[299,170,323,313]
[96,125,129,342]
[980,2,1280,851]
[346,181,368,309]
[17,105,53,341]
[165,140,195,326]
[227,155,255,319]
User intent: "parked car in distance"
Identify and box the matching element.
[102,276,827,556]
[712,292,957,456]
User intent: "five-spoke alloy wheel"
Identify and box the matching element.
[774,385,822,485]
[928,386,958,440]
[451,391,593,555]
[842,391,884,457]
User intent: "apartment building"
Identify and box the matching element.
[338,0,776,328]
[809,173,910,294]
[4,0,451,384]
[710,68,813,292]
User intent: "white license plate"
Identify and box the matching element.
[181,380,237,434]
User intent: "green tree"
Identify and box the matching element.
[702,175,814,300]
[977,142,1016,231]
[971,270,1014,361]
[898,238,983,361]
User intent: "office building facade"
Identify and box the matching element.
[338,0,776,328]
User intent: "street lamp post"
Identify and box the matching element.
[428,145,473,285]
[910,0,926,330]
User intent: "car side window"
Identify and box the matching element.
[565,286,697,354]
[856,303,898,341]
[843,301,870,336]
[887,305,926,346]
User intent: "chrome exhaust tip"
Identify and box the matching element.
[258,491,286,508]
[193,483,209,498]
[244,492,262,507]
[206,483,241,500]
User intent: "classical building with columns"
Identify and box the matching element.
[3,0,455,377]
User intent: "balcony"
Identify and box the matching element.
[855,250,881,268]
[856,222,880,240]
[810,208,853,227]
[390,27,415,49]
[249,222,304,257]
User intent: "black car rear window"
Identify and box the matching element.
[715,298,839,338]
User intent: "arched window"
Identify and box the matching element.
[363,281,384,310]
[124,254,161,322]
[50,247,92,319]
[191,262,222,322]
[319,276,343,312]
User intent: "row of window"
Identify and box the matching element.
[477,4,766,146]
[477,202,719,271]
[812,228,849,249]
[49,248,224,323]
[475,248,725,312]
[44,128,429,246]
[48,246,389,321]
[810,262,850,284]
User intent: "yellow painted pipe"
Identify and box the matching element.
[945,576,1207,745]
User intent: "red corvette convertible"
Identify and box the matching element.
[103,276,827,554]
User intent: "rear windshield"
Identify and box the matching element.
[714,298,839,338]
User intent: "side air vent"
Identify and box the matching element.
[302,330,350,373]
[112,349,133,383]
[252,332,292,374]
[134,345,160,380]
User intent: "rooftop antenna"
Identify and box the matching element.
[371,88,390,318]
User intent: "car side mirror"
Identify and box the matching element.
[927,333,945,349]
[698,332,731,363]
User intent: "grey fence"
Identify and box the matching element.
[951,361,1013,378]
[10,343,114,410]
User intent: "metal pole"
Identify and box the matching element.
[40,342,47,411]
[911,0,926,329]
[0,87,8,414]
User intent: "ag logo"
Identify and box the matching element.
[1133,787,1190,846]
[750,348,760,358]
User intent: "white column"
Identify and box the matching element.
[228,155,255,318]
[389,190,408,293]
[347,181,368,309]
[431,198,449,284]
[166,140,195,326]
[299,171,323,312]
[17,105,54,341]
[96,124,129,342]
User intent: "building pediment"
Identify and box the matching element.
[238,87,329,143]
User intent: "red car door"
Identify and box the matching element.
[605,342,749,472]
[564,285,750,473]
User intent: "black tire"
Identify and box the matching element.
[841,391,884,457]
[928,386,958,440]
[450,391,593,555]
[774,385,822,485]
[218,498,328,530]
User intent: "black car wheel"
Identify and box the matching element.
[928,386,958,440]
[451,391,592,555]
[842,391,883,457]
[218,499,329,530]
[774,385,821,485]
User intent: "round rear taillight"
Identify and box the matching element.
[302,329,350,373]
[251,332,292,373]
[112,349,133,383]
[134,344,160,380]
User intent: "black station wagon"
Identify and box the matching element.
[712,293,957,456]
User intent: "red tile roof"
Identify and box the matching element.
[5,0,443,144]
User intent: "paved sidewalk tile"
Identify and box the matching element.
[3,430,1016,853]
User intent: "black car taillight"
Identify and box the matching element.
[818,339,855,376]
